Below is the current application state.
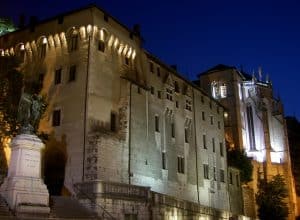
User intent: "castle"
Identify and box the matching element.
[0,5,297,219]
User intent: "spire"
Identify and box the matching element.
[266,74,269,83]
[258,66,262,81]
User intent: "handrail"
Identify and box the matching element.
[73,183,116,220]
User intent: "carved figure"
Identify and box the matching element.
[17,92,46,134]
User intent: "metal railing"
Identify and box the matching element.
[73,183,116,220]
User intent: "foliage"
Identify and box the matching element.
[0,18,16,36]
[0,57,23,175]
[0,56,46,176]
[227,147,253,183]
[256,174,288,220]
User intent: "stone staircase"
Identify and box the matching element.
[0,195,103,219]
[49,196,100,219]
[0,195,14,219]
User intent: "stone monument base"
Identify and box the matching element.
[0,134,50,215]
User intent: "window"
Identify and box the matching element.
[54,68,62,85]
[155,116,159,132]
[124,214,137,220]
[246,105,256,151]
[211,81,227,99]
[98,40,105,52]
[203,134,207,149]
[220,142,224,157]
[52,110,61,126]
[150,86,154,95]
[229,172,233,184]
[217,106,220,114]
[213,167,216,181]
[162,152,166,169]
[220,169,225,182]
[218,121,221,129]
[220,83,227,98]
[202,111,205,121]
[184,128,189,143]
[137,87,141,94]
[69,65,76,82]
[157,91,162,99]
[212,138,215,152]
[70,34,78,51]
[171,123,175,138]
[209,102,212,109]
[210,116,214,125]
[176,101,179,108]
[166,88,173,101]
[177,157,184,174]
[157,67,160,77]
[185,99,192,111]
[149,62,154,73]
[203,164,209,179]
[110,112,116,132]
[174,81,180,93]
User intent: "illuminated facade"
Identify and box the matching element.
[0,6,245,219]
[2,4,296,220]
[199,64,298,219]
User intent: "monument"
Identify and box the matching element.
[0,92,50,216]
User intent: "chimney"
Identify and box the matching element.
[171,65,177,71]
[19,14,25,28]
[133,24,141,36]
[29,16,38,32]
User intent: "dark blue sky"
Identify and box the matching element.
[3,0,300,119]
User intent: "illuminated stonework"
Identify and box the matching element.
[199,64,298,219]
[0,6,246,220]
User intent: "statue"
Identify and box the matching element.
[17,91,46,134]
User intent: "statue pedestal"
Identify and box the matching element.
[0,134,50,216]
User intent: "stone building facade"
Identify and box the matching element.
[0,4,294,220]
[198,64,298,219]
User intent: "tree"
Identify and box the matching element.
[0,18,16,36]
[0,57,23,177]
[256,174,288,220]
[227,147,253,183]
[0,56,45,178]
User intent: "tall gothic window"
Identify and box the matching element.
[246,105,256,150]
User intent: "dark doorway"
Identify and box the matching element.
[43,134,67,195]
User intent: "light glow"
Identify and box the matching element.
[113,38,119,49]
[2,137,11,166]
[118,43,124,55]
[42,37,47,44]
[108,35,114,47]
[86,24,92,36]
[20,44,25,51]
[132,50,136,59]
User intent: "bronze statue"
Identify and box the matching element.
[17,91,46,134]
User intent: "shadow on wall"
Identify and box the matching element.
[42,132,67,195]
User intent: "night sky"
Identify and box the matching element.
[3,0,300,119]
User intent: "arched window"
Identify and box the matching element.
[211,81,227,99]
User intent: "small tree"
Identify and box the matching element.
[227,147,253,183]
[256,174,288,220]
